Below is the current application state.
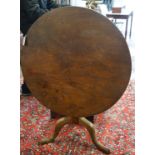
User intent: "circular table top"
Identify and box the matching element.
[21,7,131,117]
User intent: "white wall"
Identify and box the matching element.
[70,0,86,7]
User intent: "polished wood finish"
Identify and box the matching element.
[21,7,131,153]
[21,7,131,117]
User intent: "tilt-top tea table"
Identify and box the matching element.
[21,7,131,154]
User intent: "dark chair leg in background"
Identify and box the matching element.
[50,110,63,119]
[86,116,94,123]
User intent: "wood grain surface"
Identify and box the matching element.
[21,7,131,117]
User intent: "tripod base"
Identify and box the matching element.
[38,117,110,154]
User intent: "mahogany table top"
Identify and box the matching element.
[21,7,131,117]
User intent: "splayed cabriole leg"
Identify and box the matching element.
[38,116,110,154]
[38,117,70,145]
[79,117,110,154]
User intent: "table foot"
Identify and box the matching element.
[38,117,70,145]
[79,117,110,154]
